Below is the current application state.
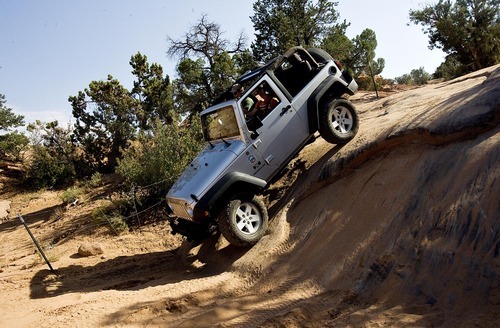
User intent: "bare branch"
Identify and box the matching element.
[167,14,247,63]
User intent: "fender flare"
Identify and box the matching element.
[307,74,356,134]
[193,172,267,221]
[307,75,337,134]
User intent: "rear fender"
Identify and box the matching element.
[307,76,346,133]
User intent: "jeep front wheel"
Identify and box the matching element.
[217,193,268,247]
[319,98,359,144]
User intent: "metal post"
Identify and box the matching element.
[368,62,379,99]
[17,213,57,275]
[131,184,141,228]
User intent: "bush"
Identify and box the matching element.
[357,75,383,91]
[23,121,78,189]
[23,145,76,189]
[434,55,467,80]
[395,73,412,85]
[0,131,29,162]
[87,172,103,188]
[60,186,84,203]
[116,117,204,200]
[395,67,431,85]
[91,206,129,235]
[108,215,129,234]
[410,67,431,85]
[383,78,396,85]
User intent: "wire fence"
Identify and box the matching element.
[0,177,179,276]
[10,178,172,241]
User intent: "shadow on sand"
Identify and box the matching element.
[30,234,250,299]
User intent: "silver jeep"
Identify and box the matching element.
[166,47,359,246]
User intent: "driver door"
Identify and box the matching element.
[243,78,307,180]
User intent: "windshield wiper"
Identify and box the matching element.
[221,137,230,146]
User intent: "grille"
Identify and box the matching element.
[168,199,192,219]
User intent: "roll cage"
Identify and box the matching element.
[214,47,324,106]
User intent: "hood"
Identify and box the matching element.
[167,139,246,204]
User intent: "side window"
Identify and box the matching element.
[243,81,281,128]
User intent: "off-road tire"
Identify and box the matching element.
[217,193,268,247]
[319,98,359,144]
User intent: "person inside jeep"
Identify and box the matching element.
[244,82,280,120]
[230,83,244,98]
[232,83,255,115]
[254,84,280,119]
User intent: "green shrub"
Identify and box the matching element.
[23,145,76,189]
[0,131,29,162]
[395,67,431,85]
[108,215,129,234]
[91,207,107,222]
[116,117,204,199]
[60,186,84,203]
[434,55,467,80]
[395,73,412,85]
[88,172,103,188]
[357,75,383,91]
[410,67,431,85]
[23,121,78,189]
[92,205,130,235]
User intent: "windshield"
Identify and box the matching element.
[201,105,241,142]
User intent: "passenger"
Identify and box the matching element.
[231,83,254,115]
[253,84,280,119]
[230,83,244,98]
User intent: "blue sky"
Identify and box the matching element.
[0,0,445,127]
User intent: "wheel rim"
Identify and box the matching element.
[331,105,353,134]
[235,202,262,235]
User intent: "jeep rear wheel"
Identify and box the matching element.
[217,193,268,247]
[319,98,359,144]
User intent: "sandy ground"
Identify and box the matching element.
[1,65,499,327]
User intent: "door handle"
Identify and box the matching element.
[280,105,291,116]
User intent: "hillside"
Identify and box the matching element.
[0,65,499,327]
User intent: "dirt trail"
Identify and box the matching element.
[0,65,499,327]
